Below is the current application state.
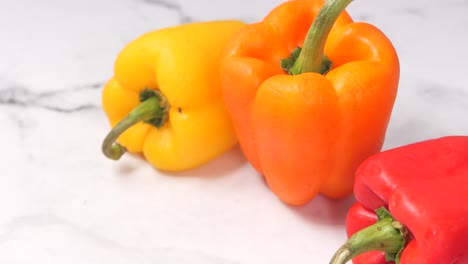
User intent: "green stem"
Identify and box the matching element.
[102,94,169,160]
[289,0,353,75]
[329,207,408,264]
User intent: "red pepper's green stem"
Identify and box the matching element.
[290,0,353,75]
[102,93,169,160]
[329,212,407,264]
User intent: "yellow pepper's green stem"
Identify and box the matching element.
[102,92,169,160]
[290,0,353,75]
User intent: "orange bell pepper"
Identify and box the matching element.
[220,0,400,205]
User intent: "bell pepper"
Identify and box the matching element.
[330,136,468,264]
[101,20,245,171]
[220,0,400,205]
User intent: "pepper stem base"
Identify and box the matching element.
[329,207,408,264]
[289,0,353,75]
[102,90,169,160]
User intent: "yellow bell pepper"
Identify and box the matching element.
[101,20,245,171]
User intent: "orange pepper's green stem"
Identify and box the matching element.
[290,0,353,75]
[330,207,407,264]
[102,91,169,160]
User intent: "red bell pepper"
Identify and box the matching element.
[330,136,468,264]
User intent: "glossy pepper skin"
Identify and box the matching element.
[220,0,400,205]
[102,20,245,171]
[342,136,468,264]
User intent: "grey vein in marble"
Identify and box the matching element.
[0,82,104,113]
[419,82,468,105]
[1,0,468,263]
[141,0,193,24]
[400,7,425,18]
[0,213,242,264]
[0,213,154,262]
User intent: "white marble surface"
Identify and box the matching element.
[1,0,467,263]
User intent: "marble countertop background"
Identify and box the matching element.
[1,0,467,263]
